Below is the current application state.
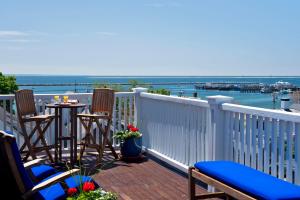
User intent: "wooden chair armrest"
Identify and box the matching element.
[23,158,44,169]
[22,169,80,199]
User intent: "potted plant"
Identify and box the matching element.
[114,124,142,158]
[67,182,118,200]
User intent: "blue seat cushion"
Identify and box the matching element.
[36,183,66,200]
[195,161,300,200]
[64,175,96,188]
[30,165,57,181]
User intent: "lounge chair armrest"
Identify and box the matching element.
[23,158,44,169]
[22,169,80,199]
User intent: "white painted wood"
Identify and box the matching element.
[234,112,239,162]
[222,103,300,123]
[140,92,209,107]
[240,113,245,164]
[118,96,122,131]
[278,120,286,179]
[271,118,278,177]
[257,116,264,171]
[245,114,251,166]
[251,115,257,168]
[295,123,300,185]
[286,121,293,182]
[3,100,7,130]
[264,118,271,173]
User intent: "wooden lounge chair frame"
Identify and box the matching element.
[77,88,118,162]
[15,89,54,162]
[188,167,256,200]
[0,130,79,199]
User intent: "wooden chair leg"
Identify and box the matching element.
[189,167,196,200]
[98,120,118,159]
[79,119,93,161]
[19,124,37,161]
[36,122,54,163]
[19,126,38,152]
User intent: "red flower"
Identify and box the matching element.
[130,127,139,132]
[82,182,95,192]
[67,187,77,196]
[127,124,134,130]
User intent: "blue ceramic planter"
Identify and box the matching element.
[120,137,142,158]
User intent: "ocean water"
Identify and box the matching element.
[16,75,300,109]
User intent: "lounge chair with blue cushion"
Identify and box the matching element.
[0,130,98,200]
[189,161,300,200]
[4,130,58,183]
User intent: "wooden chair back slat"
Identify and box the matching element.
[91,88,114,116]
[15,89,37,118]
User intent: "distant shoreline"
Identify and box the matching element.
[7,74,300,78]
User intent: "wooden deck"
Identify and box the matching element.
[87,153,211,200]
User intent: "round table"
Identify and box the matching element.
[46,103,86,165]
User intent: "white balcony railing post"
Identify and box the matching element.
[207,95,233,161]
[132,87,148,127]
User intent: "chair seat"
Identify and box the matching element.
[25,114,55,122]
[194,161,300,200]
[36,183,66,200]
[29,164,57,181]
[77,113,110,119]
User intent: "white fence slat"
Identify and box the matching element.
[286,121,293,182]
[240,113,245,164]
[234,112,239,162]
[245,114,251,166]
[271,118,278,177]
[251,115,257,168]
[3,100,7,130]
[118,97,122,131]
[278,120,286,179]
[257,116,264,171]
[264,117,271,173]
[295,123,300,185]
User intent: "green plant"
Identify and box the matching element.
[114,124,142,141]
[93,82,124,92]
[148,87,171,95]
[65,159,118,200]
[0,72,18,94]
[67,187,118,200]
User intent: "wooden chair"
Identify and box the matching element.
[77,88,118,162]
[0,130,98,200]
[15,89,54,162]
[189,161,300,200]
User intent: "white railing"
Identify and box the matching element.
[0,92,135,148]
[222,103,300,184]
[2,88,300,185]
[138,92,210,171]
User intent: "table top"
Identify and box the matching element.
[46,103,86,108]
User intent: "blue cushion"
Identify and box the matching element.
[4,130,34,191]
[30,165,57,181]
[64,175,95,188]
[36,183,66,200]
[194,161,300,200]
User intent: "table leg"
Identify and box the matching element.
[70,108,74,166]
[74,108,78,164]
[54,107,59,163]
[59,108,63,161]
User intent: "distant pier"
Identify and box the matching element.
[194,81,300,94]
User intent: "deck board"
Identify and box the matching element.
[90,154,212,200]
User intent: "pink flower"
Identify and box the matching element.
[67,187,77,196]
[83,182,95,192]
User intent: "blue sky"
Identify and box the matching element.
[0,0,299,76]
